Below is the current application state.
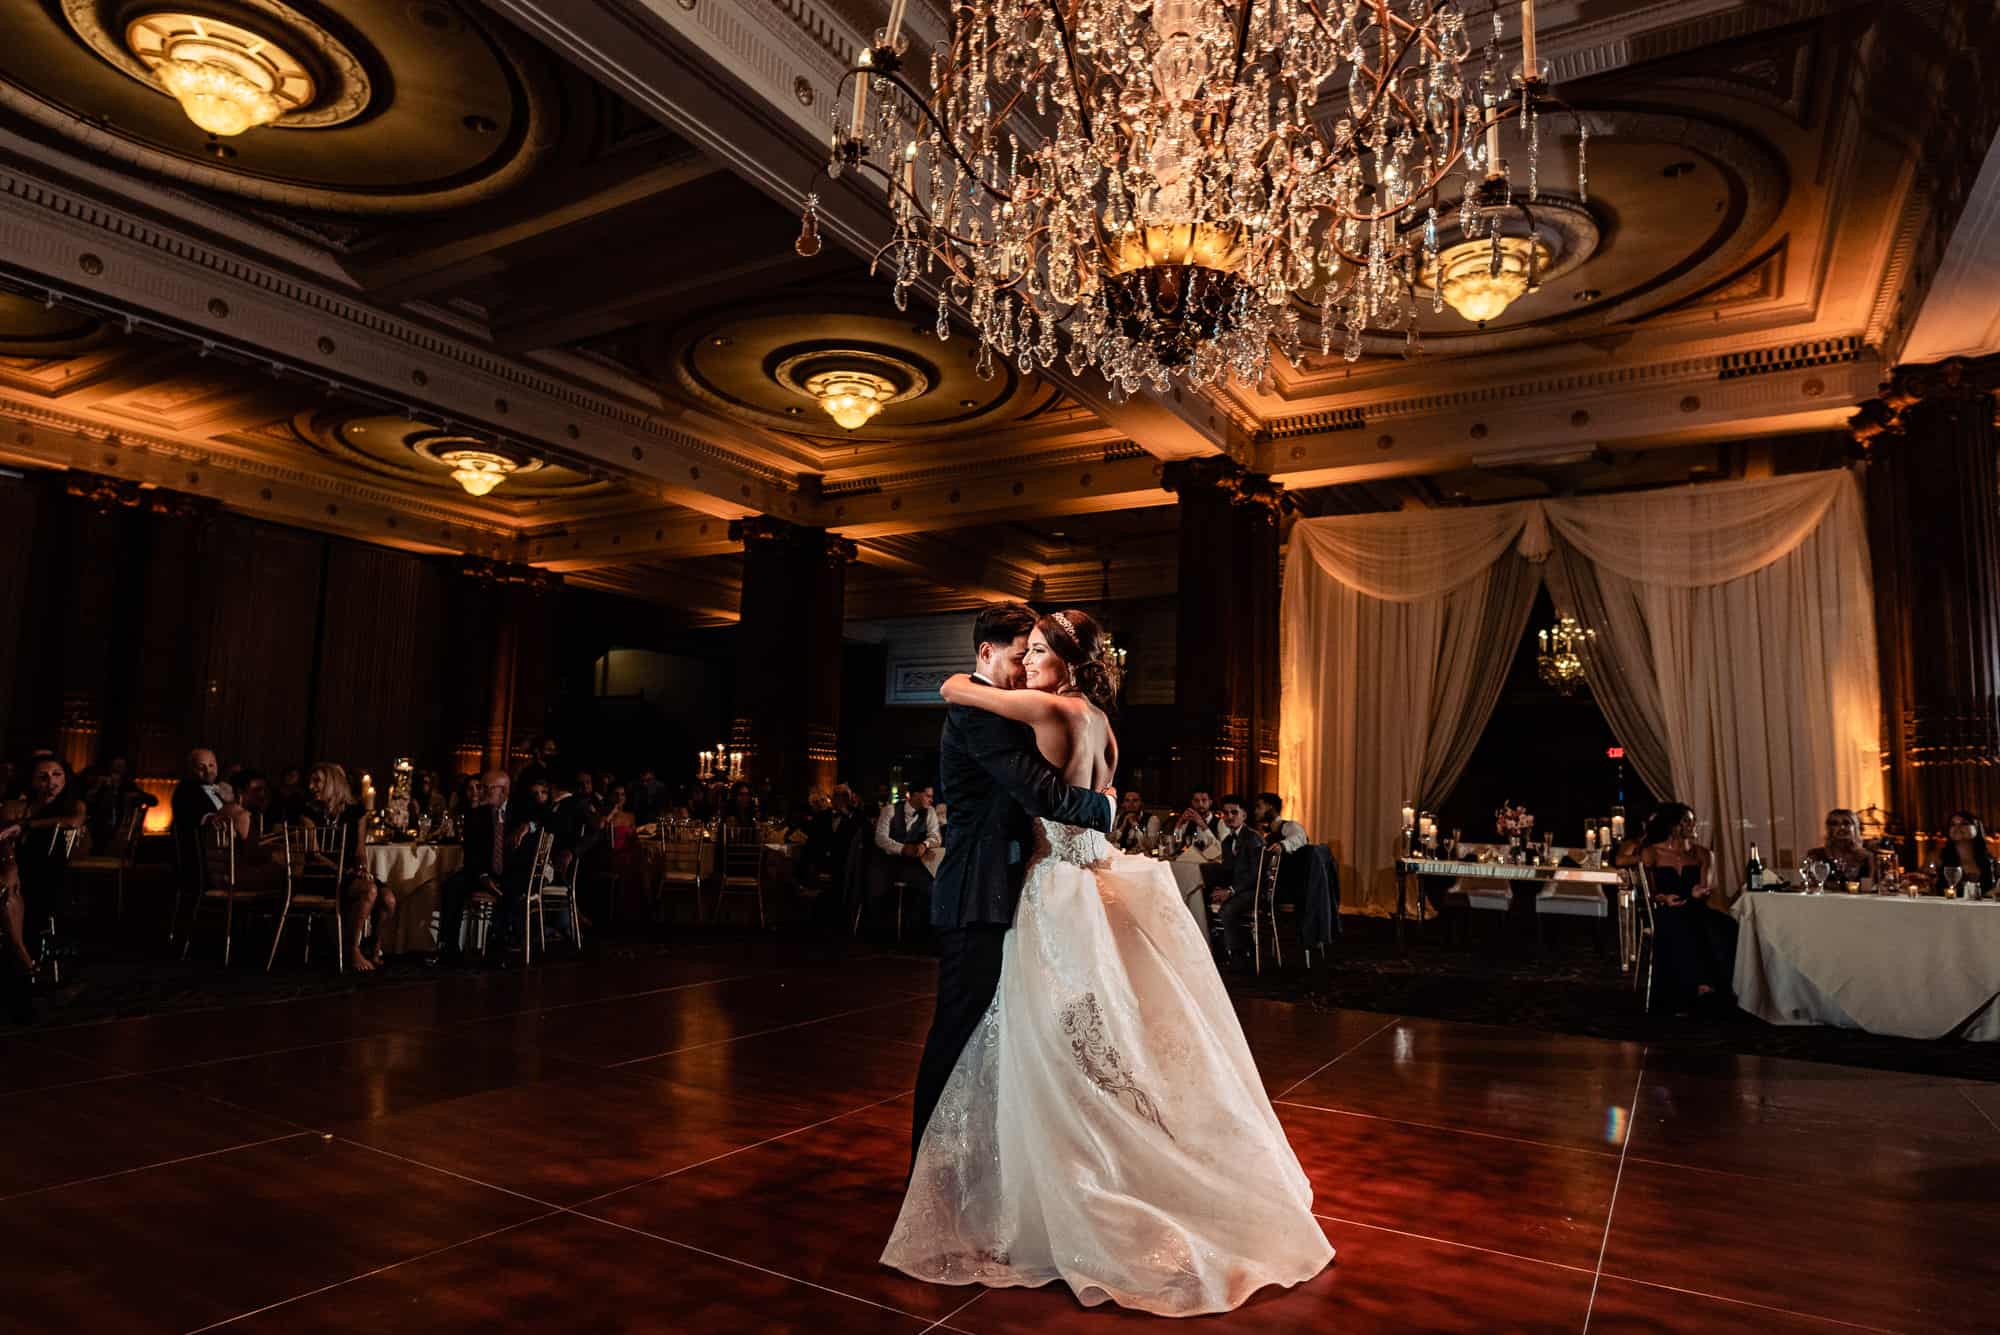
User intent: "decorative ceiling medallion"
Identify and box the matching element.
[1410,194,1598,330]
[771,345,928,432]
[409,430,542,497]
[125,13,317,136]
[65,1,372,129]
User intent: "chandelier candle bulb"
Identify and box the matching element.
[884,0,908,42]
[1521,1,1537,74]
[849,50,870,137]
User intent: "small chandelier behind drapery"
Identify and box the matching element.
[1537,614,1594,695]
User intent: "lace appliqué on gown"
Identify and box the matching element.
[883,819,1333,1316]
[1060,993,1174,1140]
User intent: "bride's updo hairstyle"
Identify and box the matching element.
[1037,608,1122,713]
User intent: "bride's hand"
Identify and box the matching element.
[939,673,974,704]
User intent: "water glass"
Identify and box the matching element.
[1944,865,1964,898]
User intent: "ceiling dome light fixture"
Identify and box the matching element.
[804,367,898,431]
[797,0,1586,386]
[126,12,315,137]
[1429,234,1549,324]
[438,449,519,497]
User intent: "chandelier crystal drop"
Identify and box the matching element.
[1536,614,1594,696]
[804,0,1579,389]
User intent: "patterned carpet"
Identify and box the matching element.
[8,915,1997,1084]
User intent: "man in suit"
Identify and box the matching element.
[912,602,1116,1166]
[1205,795,1266,965]
[170,748,227,895]
[438,770,533,964]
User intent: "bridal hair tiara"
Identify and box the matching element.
[1050,611,1078,642]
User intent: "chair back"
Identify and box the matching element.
[203,820,237,891]
[526,830,555,896]
[115,805,146,868]
[720,822,762,886]
[656,822,711,886]
[1255,840,1284,908]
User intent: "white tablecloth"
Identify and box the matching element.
[366,843,463,954]
[1732,892,2000,1040]
[1168,857,1209,931]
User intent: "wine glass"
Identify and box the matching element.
[1803,857,1830,894]
[1944,865,1964,897]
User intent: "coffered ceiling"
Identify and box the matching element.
[0,0,1993,621]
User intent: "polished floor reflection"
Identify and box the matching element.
[2,941,1994,1332]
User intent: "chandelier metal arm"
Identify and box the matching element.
[1041,2,1095,143]
[840,64,1014,206]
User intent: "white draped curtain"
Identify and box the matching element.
[1281,471,1883,915]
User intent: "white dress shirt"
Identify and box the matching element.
[1268,819,1310,855]
[876,800,943,858]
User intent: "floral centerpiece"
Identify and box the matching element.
[1495,802,1536,840]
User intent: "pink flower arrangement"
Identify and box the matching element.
[1494,802,1536,838]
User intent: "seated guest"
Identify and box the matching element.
[1804,807,1874,884]
[171,747,229,881]
[1170,789,1224,859]
[1638,803,1736,1016]
[866,782,940,933]
[629,768,666,825]
[805,785,864,880]
[4,758,87,955]
[82,756,150,846]
[1253,792,1310,855]
[1112,791,1162,855]
[448,772,485,827]
[1934,811,1998,893]
[222,769,281,843]
[0,822,30,978]
[438,771,532,964]
[724,781,760,831]
[297,763,393,973]
[1204,796,1265,964]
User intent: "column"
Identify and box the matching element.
[450,559,560,774]
[1161,459,1285,801]
[1851,353,2000,843]
[729,517,855,797]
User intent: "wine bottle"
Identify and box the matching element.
[1744,842,1765,891]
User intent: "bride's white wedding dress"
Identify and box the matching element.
[883,819,1333,1316]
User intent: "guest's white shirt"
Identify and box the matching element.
[1113,811,1162,855]
[1268,819,1310,855]
[876,800,943,858]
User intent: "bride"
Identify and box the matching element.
[882,609,1333,1316]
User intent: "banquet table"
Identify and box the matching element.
[1395,856,1624,953]
[1165,856,1209,931]
[1732,891,2000,1040]
[366,842,464,954]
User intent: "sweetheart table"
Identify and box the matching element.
[1732,891,2000,1040]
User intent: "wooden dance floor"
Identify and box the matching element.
[2,941,1995,1332]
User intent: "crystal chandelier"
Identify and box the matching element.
[127,14,315,138]
[798,0,1584,390]
[1536,614,1594,696]
[805,368,897,430]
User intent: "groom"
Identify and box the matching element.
[910,602,1116,1166]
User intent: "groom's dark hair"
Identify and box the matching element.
[972,601,1037,651]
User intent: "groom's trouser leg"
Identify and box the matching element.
[911,923,1007,1167]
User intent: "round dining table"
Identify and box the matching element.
[365,842,464,955]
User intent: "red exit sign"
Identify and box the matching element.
[1606,747,1626,759]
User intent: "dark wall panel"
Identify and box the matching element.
[194,515,322,774]
[313,542,449,775]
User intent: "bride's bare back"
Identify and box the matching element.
[1024,695,1114,793]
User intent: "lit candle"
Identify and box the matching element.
[1600,823,1613,850]
[1520,0,1537,74]
[1586,828,1598,849]
[850,50,872,139]
[1611,815,1625,840]
[1484,107,1501,177]
[902,141,918,200]
[1401,804,1416,830]
[885,0,909,43]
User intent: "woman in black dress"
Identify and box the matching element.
[1639,803,1737,1016]
[1933,811,1998,895]
[300,763,394,971]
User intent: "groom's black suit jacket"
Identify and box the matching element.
[931,701,1113,930]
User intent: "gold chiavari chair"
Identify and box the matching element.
[716,821,767,929]
[183,822,291,969]
[522,830,555,964]
[275,823,341,971]
[537,844,584,953]
[1247,842,1286,975]
[653,820,711,923]
[67,805,145,923]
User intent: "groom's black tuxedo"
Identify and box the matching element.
[930,703,1111,929]
[912,687,1114,1167]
